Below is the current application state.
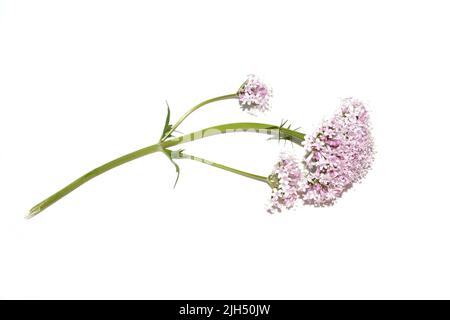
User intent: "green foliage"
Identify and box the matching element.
[160,101,174,141]
[161,148,181,188]
[266,120,304,146]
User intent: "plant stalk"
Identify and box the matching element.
[28,122,304,218]
[161,93,238,140]
[173,151,268,184]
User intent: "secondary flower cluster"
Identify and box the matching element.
[268,98,374,213]
[238,74,272,114]
[267,153,303,214]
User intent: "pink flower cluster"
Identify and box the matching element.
[267,153,303,214]
[268,98,374,212]
[301,98,374,205]
[238,75,272,114]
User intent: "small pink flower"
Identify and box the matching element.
[301,98,374,206]
[238,75,272,114]
[267,153,303,213]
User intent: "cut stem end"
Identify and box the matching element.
[26,206,42,219]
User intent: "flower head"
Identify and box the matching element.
[238,74,272,114]
[267,153,303,213]
[300,98,374,206]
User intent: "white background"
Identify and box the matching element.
[1,0,449,299]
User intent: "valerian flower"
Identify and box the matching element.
[267,153,303,213]
[267,98,374,212]
[300,98,374,206]
[238,74,272,114]
[28,72,374,218]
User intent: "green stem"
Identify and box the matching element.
[161,93,238,140]
[162,122,305,148]
[28,144,164,218]
[28,122,304,218]
[174,151,268,184]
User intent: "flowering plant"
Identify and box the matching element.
[28,75,373,218]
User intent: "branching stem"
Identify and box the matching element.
[28,122,304,218]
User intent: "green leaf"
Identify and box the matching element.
[162,148,181,188]
[160,101,173,141]
[265,120,304,146]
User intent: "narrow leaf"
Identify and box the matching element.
[160,101,173,140]
[162,148,181,188]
